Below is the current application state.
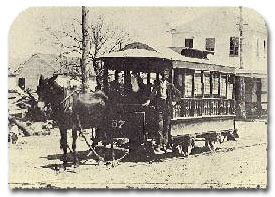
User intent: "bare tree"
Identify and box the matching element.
[88,15,131,89]
[38,9,131,88]
[81,6,90,91]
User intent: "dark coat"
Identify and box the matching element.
[149,79,182,115]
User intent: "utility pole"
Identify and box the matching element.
[239,6,244,69]
[235,6,248,119]
[81,6,90,92]
[237,6,248,69]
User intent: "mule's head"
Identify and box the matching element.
[37,75,63,111]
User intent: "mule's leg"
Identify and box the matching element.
[60,127,68,166]
[72,125,79,166]
[111,141,115,167]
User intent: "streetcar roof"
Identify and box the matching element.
[99,42,236,73]
[100,48,171,60]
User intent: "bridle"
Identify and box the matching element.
[38,76,98,112]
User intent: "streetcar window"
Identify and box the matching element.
[150,73,157,84]
[173,72,183,93]
[220,76,227,97]
[177,74,183,88]
[212,74,219,96]
[194,73,202,97]
[118,72,124,84]
[140,72,147,84]
[108,70,116,82]
[204,73,211,96]
[227,75,234,99]
[185,74,193,97]
[130,72,140,92]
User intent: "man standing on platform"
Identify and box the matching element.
[143,69,181,154]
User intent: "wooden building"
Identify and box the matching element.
[169,7,267,119]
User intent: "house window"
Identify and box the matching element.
[185,39,193,48]
[229,37,239,56]
[205,38,215,51]
[18,78,25,90]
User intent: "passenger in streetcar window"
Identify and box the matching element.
[130,72,149,104]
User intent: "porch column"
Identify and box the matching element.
[232,74,236,99]
[200,70,205,116]
[225,74,229,114]
[182,70,186,98]
[210,71,213,98]
[191,70,195,98]
[235,76,246,119]
[209,71,214,115]
[225,74,228,98]
[232,74,236,115]
[173,69,178,87]
[191,69,195,116]
[218,72,221,97]
[201,70,205,98]
[218,72,221,115]
[256,78,262,118]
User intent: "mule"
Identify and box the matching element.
[37,75,108,167]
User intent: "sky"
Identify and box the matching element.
[8,7,211,60]
[9,7,265,61]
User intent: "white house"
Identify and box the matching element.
[169,7,267,118]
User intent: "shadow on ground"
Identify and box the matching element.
[40,144,220,172]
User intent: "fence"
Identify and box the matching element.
[173,98,235,118]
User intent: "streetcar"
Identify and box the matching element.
[97,42,237,157]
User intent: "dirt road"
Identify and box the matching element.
[9,120,267,189]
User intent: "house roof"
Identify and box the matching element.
[170,7,266,35]
[14,53,96,76]
[14,53,61,75]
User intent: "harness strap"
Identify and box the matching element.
[60,88,96,106]
[59,89,79,105]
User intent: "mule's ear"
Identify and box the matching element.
[39,75,45,84]
[49,74,58,83]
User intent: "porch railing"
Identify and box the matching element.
[173,98,235,118]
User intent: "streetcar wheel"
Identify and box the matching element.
[172,144,183,156]
[91,141,129,164]
[182,144,193,157]
[219,134,225,143]
[208,140,217,151]
[187,144,193,156]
